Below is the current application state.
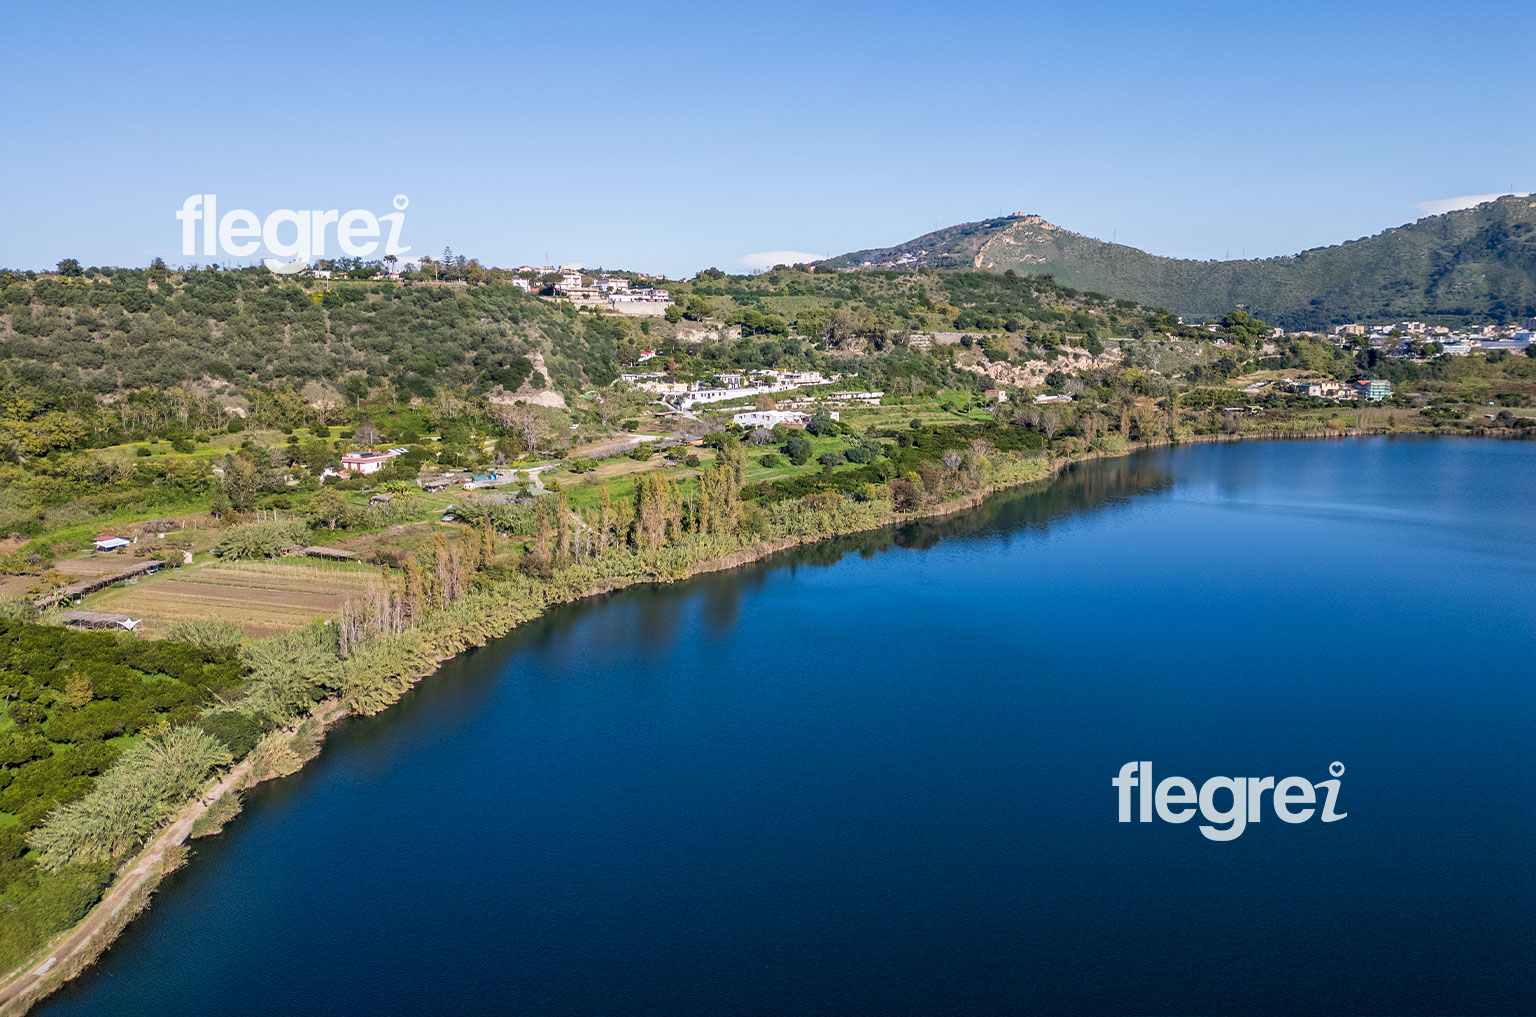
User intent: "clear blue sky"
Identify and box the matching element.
[1,0,1531,277]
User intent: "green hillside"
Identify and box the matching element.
[822,195,1536,329]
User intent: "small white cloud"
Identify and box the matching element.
[737,250,824,271]
[1415,192,1529,217]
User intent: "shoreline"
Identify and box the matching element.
[0,425,1516,1013]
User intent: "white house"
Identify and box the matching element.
[731,409,839,428]
[340,451,397,475]
[93,536,131,552]
[554,269,587,295]
[634,380,691,396]
[733,409,812,428]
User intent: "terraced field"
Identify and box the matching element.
[88,560,379,638]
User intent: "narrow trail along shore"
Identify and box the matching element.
[0,699,345,1016]
[0,760,251,1013]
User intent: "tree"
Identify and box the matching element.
[219,453,265,512]
[56,258,82,277]
[355,419,380,446]
[493,402,550,452]
[309,487,349,530]
[805,411,837,437]
[784,433,812,465]
[633,472,672,550]
[64,672,93,708]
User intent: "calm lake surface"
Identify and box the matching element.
[42,437,1536,1016]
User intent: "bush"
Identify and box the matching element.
[805,411,838,437]
[0,863,114,974]
[844,440,879,464]
[163,618,244,648]
[817,451,846,467]
[212,520,311,559]
[758,453,782,468]
[29,727,234,871]
[7,702,46,726]
[195,711,270,759]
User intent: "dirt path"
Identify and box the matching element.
[0,758,250,1011]
[0,700,349,1014]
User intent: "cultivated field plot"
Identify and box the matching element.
[53,556,127,579]
[89,560,378,638]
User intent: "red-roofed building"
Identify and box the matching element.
[341,452,395,475]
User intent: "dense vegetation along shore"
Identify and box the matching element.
[0,257,1533,1013]
[4,424,1524,1015]
[0,433,1054,1013]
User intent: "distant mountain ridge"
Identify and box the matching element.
[822,196,1536,329]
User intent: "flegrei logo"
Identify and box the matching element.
[1113,760,1347,842]
[177,194,411,274]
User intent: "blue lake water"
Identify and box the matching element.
[41,437,1536,1016]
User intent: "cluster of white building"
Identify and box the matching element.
[731,409,840,428]
[1329,320,1535,358]
[626,369,847,410]
[1285,378,1392,401]
[552,269,669,304]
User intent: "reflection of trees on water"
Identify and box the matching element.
[486,453,1177,663]
[892,454,1176,552]
[704,454,1177,581]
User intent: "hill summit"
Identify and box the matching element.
[822,195,1536,329]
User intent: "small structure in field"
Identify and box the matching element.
[57,611,142,631]
[301,546,357,561]
[34,560,163,609]
[93,536,131,552]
